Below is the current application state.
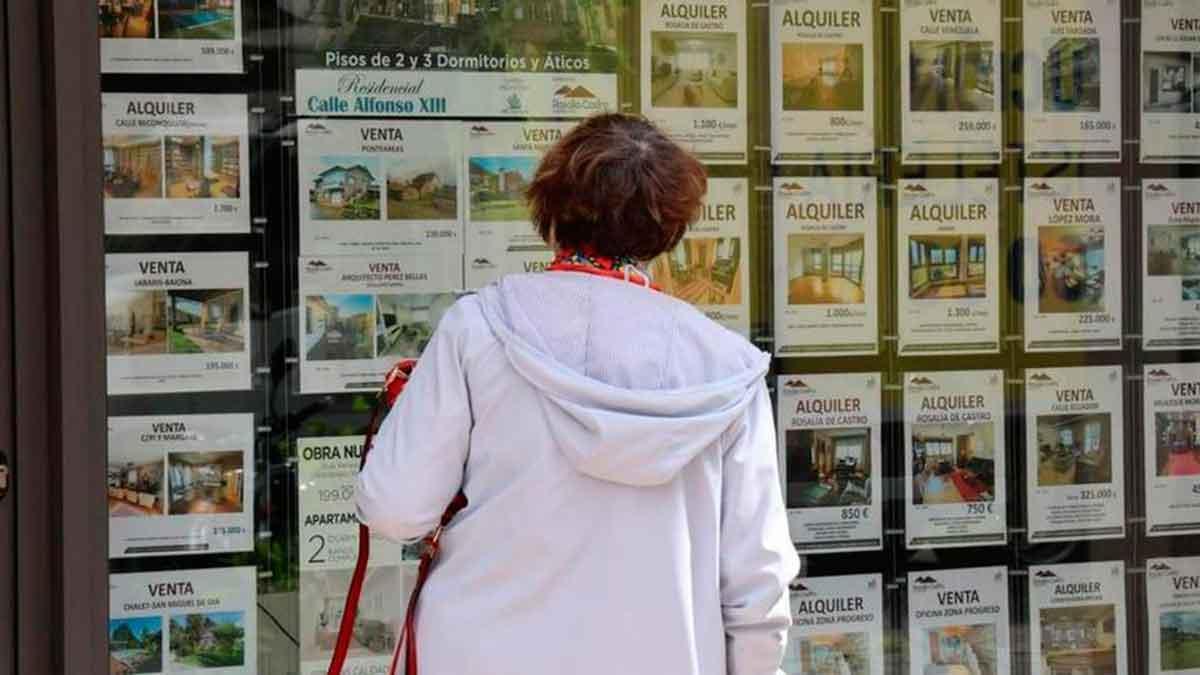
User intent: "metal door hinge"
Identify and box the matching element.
[0,451,8,500]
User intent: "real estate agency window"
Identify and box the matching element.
[94,1,1200,674]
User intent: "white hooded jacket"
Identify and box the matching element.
[356,271,800,675]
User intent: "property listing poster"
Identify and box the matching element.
[649,178,750,335]
[102,94,249,235]
[773,177,878,357]
[106,252,251,395]
[907,567,1011,675]
[1029,561,1128,675]
[297,118,462,267]
[298,255,459,394]
[769,0,875,164]
[781,574,884,675]
[1025,366,1126,542]
[292,1,620,118]
[1141,0,1200,163]
[900,0,1002,164]
[108,566,257,674]
[1144,363,1200,537]
[100,0,242,74]
[1022,0,1122,163]
[298,436,415,675]
[108,414,254,559]
[897,179,1000,355]
[904,370,1007,548]
[1144,179,1200,350]
[1147,556,1200,675]
[776,373,882,554]
[463,121,574,289]
[641,0,748,164]
[1024,177,1123,352]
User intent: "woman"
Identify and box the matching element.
[356,113,799,675]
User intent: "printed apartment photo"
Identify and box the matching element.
[107,290,169,356]
[650,237,743,306]
[650,31,739,109]
[1148,225,1200,277]
[921,624,998,675]
[109,616,163,674]
[782,632,870,675]
[909,40,995,112]
[785,428,871,509]
[169,611,246,669]
[166,289,245,354]
[103,136,163,199]
[167,451,244,515]
[308,156,381,220]
[781,43,865,111]
[909,235,986,299]
[1037,226,1106,314]
[107,455,164,517]
[1035,414,1113,486]
[375,293,456,359]
[911,423,996,505]
[300,566,413,662]
[468,155,536,222]
[98,0,155,39]
[1144,52,1193,113]
[785,234,866,305]
[158,0,237,40]
[164,136,240,199]
[386,154,458,221]
[1154,412,1200,477]
[305,294,375,361]
[1042,37,1101,112]
[296,0,622,70]
[1161,610,1200,671]
[1039,605,1119,675]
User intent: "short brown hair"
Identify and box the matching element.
[526,114,707,260]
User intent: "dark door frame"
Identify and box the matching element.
[6,0,107,672]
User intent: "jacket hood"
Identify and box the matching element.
[475,273,770,487]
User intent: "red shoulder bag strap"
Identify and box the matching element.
[326,359,467,675]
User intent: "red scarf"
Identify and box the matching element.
[546,248,660,291]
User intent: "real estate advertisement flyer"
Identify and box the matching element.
[1144,363,1200,537]
[904,370,1007,548]
[106,251,251,395]
[1147,555,1200,675]
[1024,177,1123,352]
[292,2,620,118]
[907,566,1011,675]
[781,574,884,675]
[650,178,750,335]
[102,93,249,235]
[108,414,254,559]
[297,436,415,675]
[298,255,459,394]
[1144,179,1200,349]
[463,121,574,289]
[897,179,1000,355]
[1022,0,1122,163]
[1141,0,1200,163]
[900,0,1002,164]
[297,118,463,267]
[1025,366,1126,542]
[773,176,878,357]
[776,373,882,554]
[100,0,242,74]
[108,566,257,674]
[769,0,875,164]
[1029,561,1128,675]
[641,0,748,164]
